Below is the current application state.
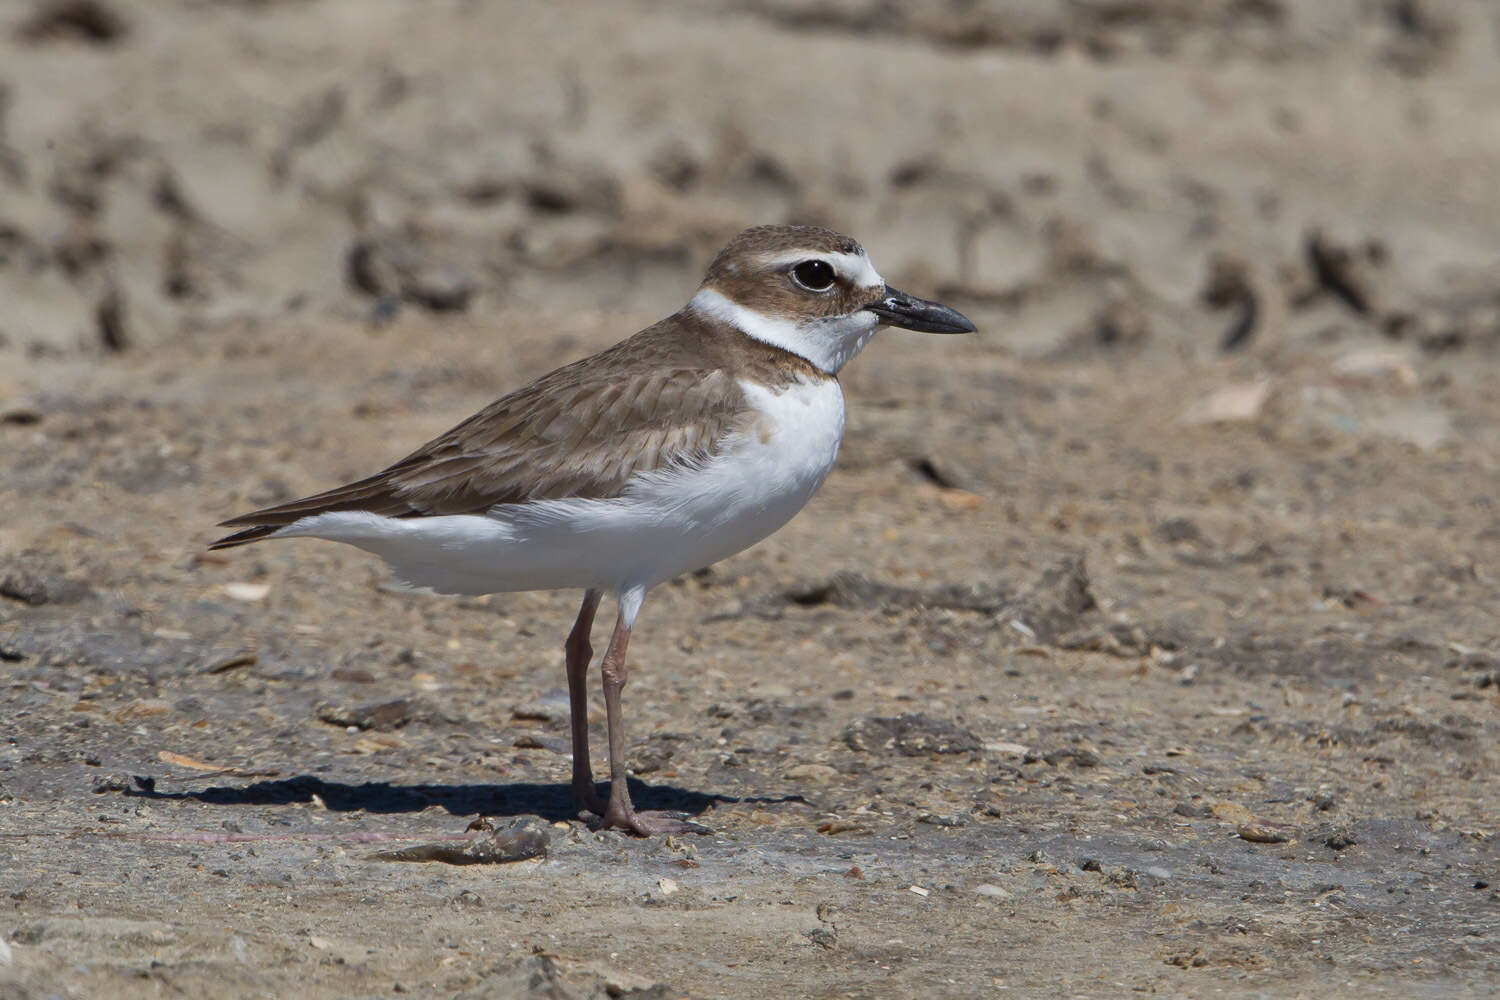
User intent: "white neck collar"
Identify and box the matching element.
[687,288,880,375]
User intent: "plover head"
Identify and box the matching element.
[687,224,976,375]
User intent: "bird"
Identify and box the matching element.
[211,224,976,836]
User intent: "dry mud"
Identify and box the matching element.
[1,1,1498,997]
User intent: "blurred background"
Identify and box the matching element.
[2,0,1498,368]
[2,3,1499,996]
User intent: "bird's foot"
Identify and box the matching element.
[573,785,609,821]
[599,803,709,837]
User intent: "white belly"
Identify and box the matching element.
[275,377,846,595]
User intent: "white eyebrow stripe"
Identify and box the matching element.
[759,250,885,291]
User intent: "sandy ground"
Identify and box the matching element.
[2,1,1498,997]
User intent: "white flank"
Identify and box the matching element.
[271,376,847,599]
[687,287,880,375]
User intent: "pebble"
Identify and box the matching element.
[1237,823,1290,844]
[512,689,572,725]
[91,774,131,794]
[972,883,1011,899]
[1324,831,1357,850]
[783,763,838,782]
[222,581,271,602]
[316,698,413,731]
[657,877,679,897]
[0,566,92,606]
[1039,747,1101,768]
[117,698,172,719]
[1181,379,1271,425]
[513,733,567,754]
[802,927,836,950]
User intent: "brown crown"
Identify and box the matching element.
[700,225,883,320]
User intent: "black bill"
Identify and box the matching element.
[864,287,977,334]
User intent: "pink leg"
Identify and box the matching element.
[597,607,702,836]
[565,590,606,817]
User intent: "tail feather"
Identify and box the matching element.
[210,469,422,551]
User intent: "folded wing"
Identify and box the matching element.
[211,351,745,550]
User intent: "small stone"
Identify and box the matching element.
[512,690,572,726]
[1165,947,1210,968]
[1237,823,1290,844]
[1181,380,1271,425]
[783,763,838,782]
[972,883,1011,899]
[909,455,983,492]
[316,698,414,731]
[450,889,484,910]
[201,652,257,675]
[802,927,836,949]
[631,742,674,774]
[1144,866,1173,880]
[657,877,679,897]
[403,269,474,313]
[0,566,92,606]
[118,699,172,719]
[513,733,567,754]
[1042,747,1101,768]
[222,581,271,602]
[19,1,128,44]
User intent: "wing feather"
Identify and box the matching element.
[211,348,747,549]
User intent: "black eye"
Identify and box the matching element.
[791,259,836,292]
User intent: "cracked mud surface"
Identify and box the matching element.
[2,1,1498,997]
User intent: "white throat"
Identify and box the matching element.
[687,288,881,375]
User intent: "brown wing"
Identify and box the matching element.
[210,332,748,549]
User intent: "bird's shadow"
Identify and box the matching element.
[127,773,801,824]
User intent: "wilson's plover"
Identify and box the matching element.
[213,225,976,836]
